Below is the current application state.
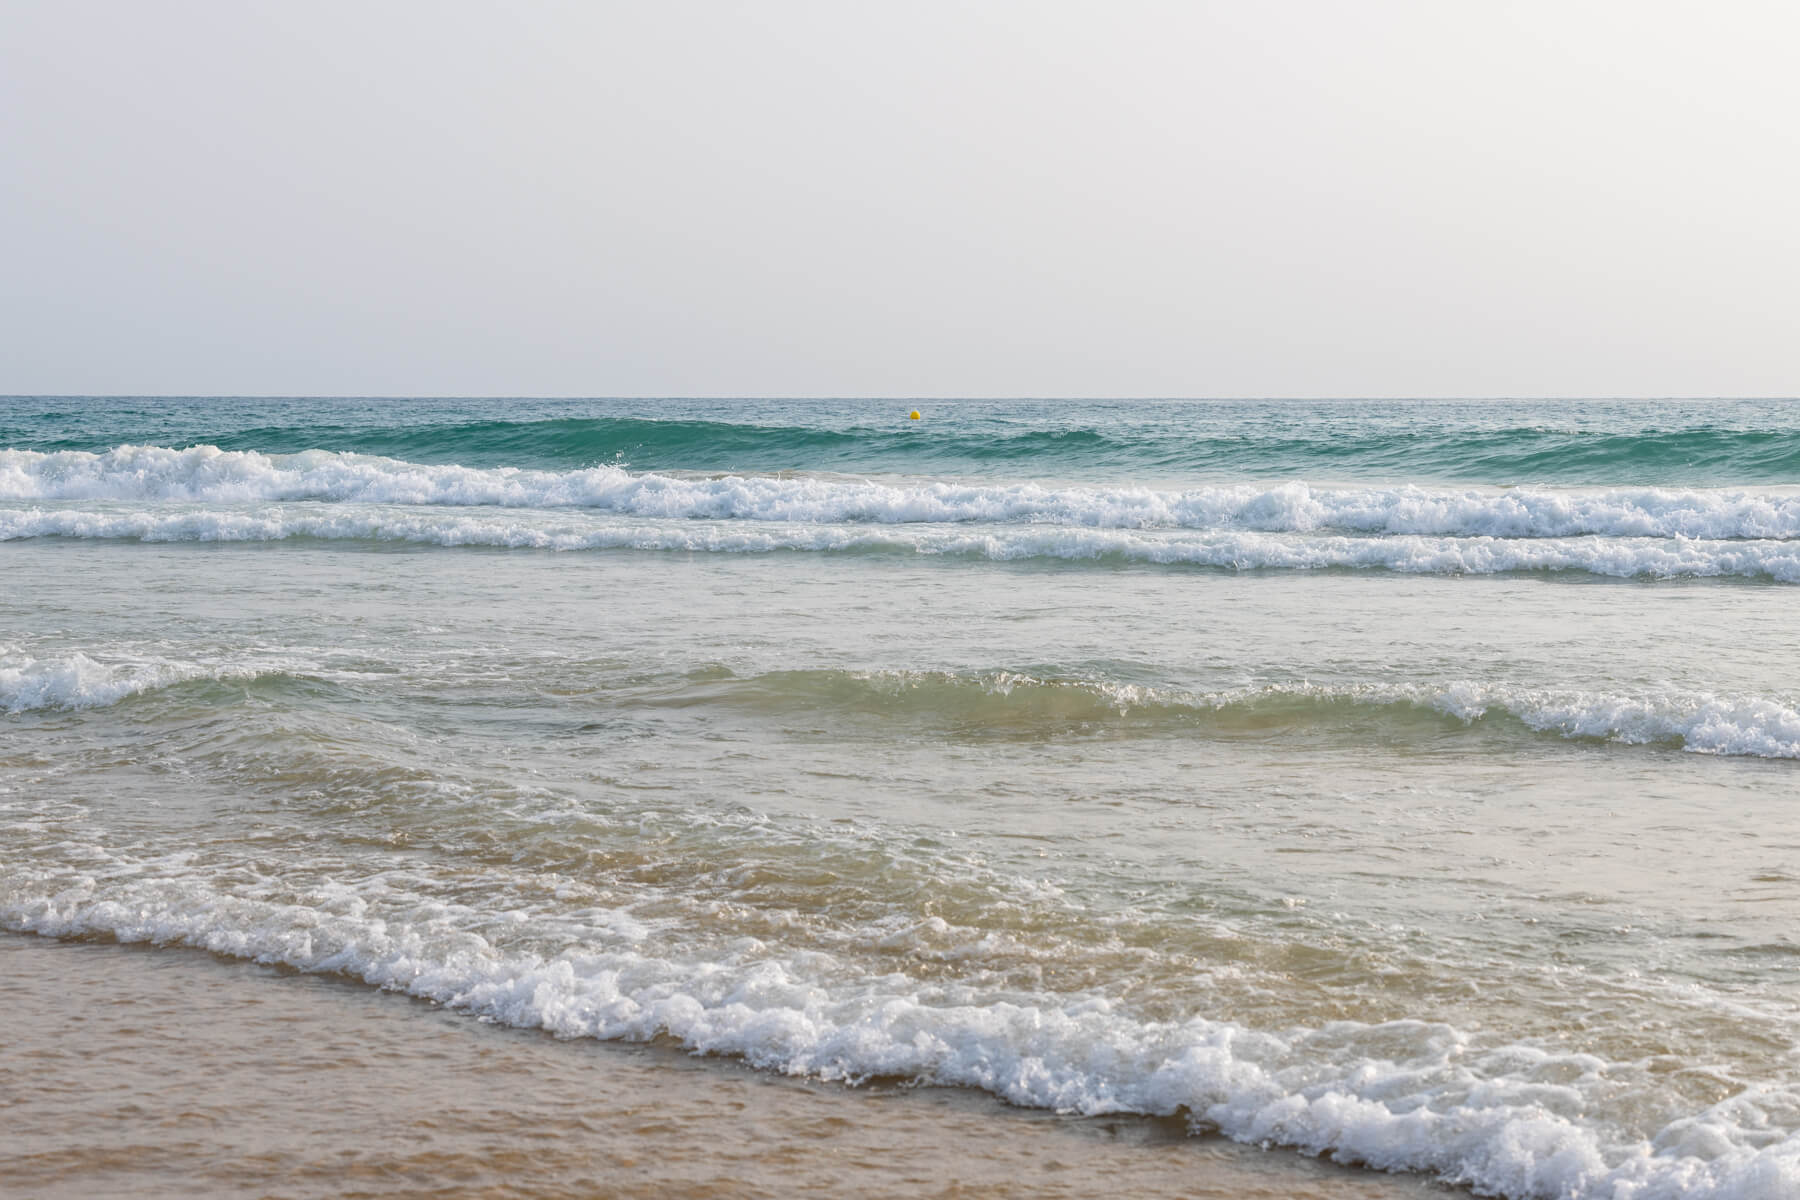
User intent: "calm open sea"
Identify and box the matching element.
[4,397,1799,1198]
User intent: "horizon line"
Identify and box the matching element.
[5,394,1799,403]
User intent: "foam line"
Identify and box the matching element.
[7,446,1800,538]
[4,888,1795,1200]
[6,505,1800,582]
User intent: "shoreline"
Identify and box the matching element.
[1,932,1461,1199]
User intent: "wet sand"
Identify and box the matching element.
[0,934,1462,1199]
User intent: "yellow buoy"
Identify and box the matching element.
[908,410,921,420]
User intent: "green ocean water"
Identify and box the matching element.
[7,396,1800,482]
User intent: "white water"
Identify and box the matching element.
[0,647,334,714]
[7,503,1800,582]
[8,445,1800,539]
[5,858,1797,1200]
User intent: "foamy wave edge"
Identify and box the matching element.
[9,445,1800,539]
[829,672,1800,759]
[5,894,1795,1200]
[1,651,309,713]
[7,505,1800,582]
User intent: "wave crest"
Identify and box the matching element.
[0,649,316,713]
[9,446,1800,539]
[8,506,1800,582]
[662,669,1800,759]
[5,888,1795,1200]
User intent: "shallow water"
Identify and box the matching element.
[4,397,1799,1197]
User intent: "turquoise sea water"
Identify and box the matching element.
[4,397,1799,1198]
[8,396,1800,482]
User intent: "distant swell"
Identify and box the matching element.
[12,414,1800,483]
[5,418,1113,474]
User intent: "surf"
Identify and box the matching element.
[9,504,1800,582]
[10,446,1800,539]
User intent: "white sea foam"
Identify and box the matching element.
[1299,680,1800,759]
[3,652,232,713]
[0,648,332,713]
[8,504,1800,583]
[7,446,1800,539]
[4,882,1796,1200]
[1420,682,1800,759]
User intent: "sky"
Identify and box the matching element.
[3,0,1798,398]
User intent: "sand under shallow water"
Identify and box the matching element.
[0,934,1459,1199]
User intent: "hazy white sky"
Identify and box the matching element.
[4,1,1797,397]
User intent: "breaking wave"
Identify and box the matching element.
[0,648,347,714]
[7,505,1800,582]
[9,446,1800,539]
[658,669,1800,759]
[3,880,1793,1200]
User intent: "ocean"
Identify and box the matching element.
[3,396,1798,1198]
